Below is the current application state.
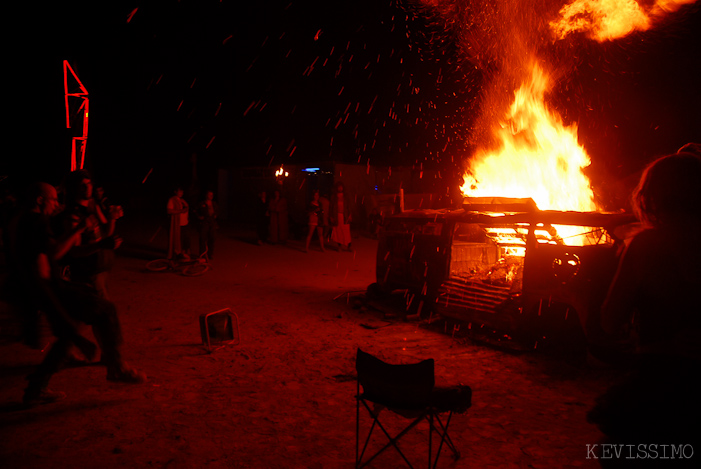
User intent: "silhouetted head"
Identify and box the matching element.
[25,182,59,215]
[64,169,93,202]
[632,152,701,228]
[677,142,701,157]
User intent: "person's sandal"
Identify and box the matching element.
[107,365,147,384]
[23,388,66,407]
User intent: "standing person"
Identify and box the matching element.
[368,207,383,239]
[10,183,146,406]
[588,151,701,455]
[167,187,190,260]
[319,191,330,243]
[329,182,352,251]
[58,170,122,300]
[196,190,218,259]
[304,189,325,253]
[255,191,268,245]
[267,189,288,245]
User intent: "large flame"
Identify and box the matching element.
[422,0,696,249]
[551,0,697,41]
[460,63,596,214]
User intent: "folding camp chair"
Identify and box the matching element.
[355,348,472,469]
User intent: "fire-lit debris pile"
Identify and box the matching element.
[430,197,627,340]
[435,199,533,329]
[435,230,525,333]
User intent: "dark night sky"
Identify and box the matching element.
[7,0,701,206]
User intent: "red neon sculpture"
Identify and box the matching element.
[63,60,89,171]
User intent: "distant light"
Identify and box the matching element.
[302,167,320,173]
[275,165,288,178]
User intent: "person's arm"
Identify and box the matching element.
[49,216,94,262]
[60,213,116,259]
[36,253,51,280]
[97,203,119,237]
[167,197,181,215]
[94,201,108,225]
[64,235,122,259]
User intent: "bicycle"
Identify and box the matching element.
[145,251,210,277]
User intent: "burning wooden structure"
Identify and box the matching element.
[375,197,636,346]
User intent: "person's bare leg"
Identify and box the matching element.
[317,227,325,252]
[305,225,314,252]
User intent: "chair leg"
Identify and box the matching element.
[357,389,382,467]
[430,411,460,469]
[367,415,421,469]
[356,387,360,467]
[428,412,433,469]
[357,400,387,468]
[357,399,423,469]
[433,412,459,456]
[358,419,379,468]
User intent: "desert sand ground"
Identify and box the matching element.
[0,222,618,468]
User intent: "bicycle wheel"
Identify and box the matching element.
[146,259,171,272]
[182,262,209,277]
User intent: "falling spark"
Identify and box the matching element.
[126,8,138,23]
[243,102,256,116]
[142,168,153,184]
[149,226,161,242]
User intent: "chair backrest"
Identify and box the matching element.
[356,348,435,410]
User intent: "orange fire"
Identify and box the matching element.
[551,0,697,42]
[455,0,697,247]
[460,62,598,247]
[460,63,596,213]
